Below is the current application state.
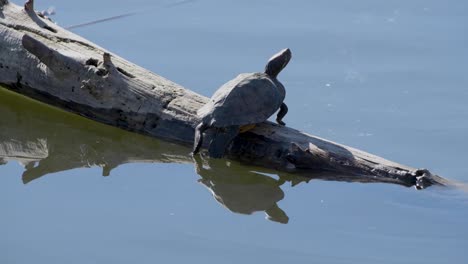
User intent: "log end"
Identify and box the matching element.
[413,168,448,189]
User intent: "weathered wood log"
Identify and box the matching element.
[0,1,449,189]
[0,88,433,191]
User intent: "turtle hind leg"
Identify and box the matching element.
[192,122,209,155]
[208,125,239,158]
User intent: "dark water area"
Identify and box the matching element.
[2,0,468,263]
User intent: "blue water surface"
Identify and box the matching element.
[2,0,468,263]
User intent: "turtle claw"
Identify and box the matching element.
[276,119,286,126]
[190,147,202,157]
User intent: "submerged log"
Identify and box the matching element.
[0,1,449,189]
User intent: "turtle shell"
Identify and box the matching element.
[198,72,285,127]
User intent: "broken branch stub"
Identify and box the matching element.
[24,0,33,12]
[22,34,80,77]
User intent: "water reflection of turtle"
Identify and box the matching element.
[192,49,292,158]
[193,156,289,224]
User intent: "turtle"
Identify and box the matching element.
[192,48,292,158]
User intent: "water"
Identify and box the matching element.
[2,0,468,263]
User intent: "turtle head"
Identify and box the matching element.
[265,48,292,78]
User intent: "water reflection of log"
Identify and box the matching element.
[0,89,191,183]
[0,87,457,223]
[0,138,48,166]
[0,88,449,188]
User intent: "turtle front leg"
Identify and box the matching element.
[276,103,288,126]
[192,122,208,156]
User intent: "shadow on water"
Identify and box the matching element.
[1,87,462,223]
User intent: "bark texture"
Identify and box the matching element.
[0,2,449,189]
